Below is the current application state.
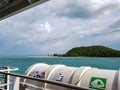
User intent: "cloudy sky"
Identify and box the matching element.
[0,0,120,55]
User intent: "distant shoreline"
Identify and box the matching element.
[58,56,120,58]
[0,55,120,58]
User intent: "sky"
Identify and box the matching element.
[0,0,120,56]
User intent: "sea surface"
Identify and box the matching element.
[0,56,120,74]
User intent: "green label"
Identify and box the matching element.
[89,77,107,90]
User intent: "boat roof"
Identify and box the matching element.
[0,0,49,21]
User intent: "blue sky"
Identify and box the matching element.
[0,0,120,55]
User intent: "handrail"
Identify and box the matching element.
[0,71,89,90]
[0,66,19,72]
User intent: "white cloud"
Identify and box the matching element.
[40,22,53,33]
[0,0,120,55]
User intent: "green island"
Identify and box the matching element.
[53,45,120,57]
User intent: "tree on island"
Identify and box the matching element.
[54,45,120,57]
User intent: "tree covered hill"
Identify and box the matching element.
[62,45,120,57]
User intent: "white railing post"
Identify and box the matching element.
[118,69,120,90]
[13,77,20,90]
[4,67,10,90]
[0,66,19,90]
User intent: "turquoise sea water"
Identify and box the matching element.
[0,56,120,74]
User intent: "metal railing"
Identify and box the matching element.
[0,66,89,90]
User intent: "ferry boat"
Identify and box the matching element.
[0,0,120,90]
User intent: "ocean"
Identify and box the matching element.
[0,56,120,74]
